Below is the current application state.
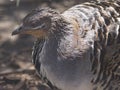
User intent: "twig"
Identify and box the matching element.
[0,69,35,76]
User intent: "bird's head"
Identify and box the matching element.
[12,7,62,38]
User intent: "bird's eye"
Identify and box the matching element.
[23,16,51,30]
[30,20,42,29]
[24,20,46,30]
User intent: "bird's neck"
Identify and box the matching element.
[42,21,70,60]
[38,19,78,64]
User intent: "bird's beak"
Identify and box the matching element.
[12,25,24,35]
[12,25,47,38]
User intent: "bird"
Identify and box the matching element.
[12,0,120,90]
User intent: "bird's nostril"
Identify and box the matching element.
[12,28,20,35]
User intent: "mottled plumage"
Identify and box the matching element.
[12,1,120,90]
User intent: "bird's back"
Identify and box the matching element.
[62,1,120,90]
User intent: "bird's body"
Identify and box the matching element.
[12,1,120,90]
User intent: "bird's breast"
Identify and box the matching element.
[39,39,94,90]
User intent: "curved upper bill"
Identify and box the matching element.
[12,25,24,35]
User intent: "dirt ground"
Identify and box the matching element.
[0,0,93,90]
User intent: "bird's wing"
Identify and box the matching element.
[32,38,45,73]
[32,39,59,89]
[90,1,120,88]
[64,1,120,88]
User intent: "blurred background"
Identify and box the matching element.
[0,0,92,90]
